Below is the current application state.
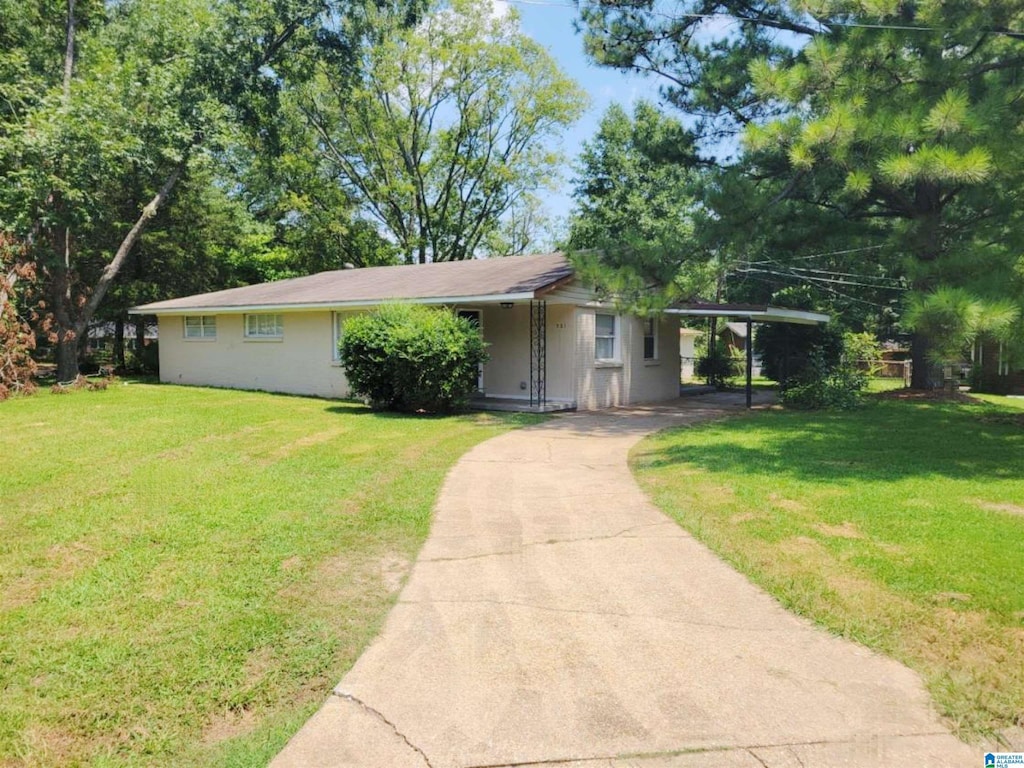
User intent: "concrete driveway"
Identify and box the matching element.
[273,393,974,767]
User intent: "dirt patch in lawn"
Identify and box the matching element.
[261,427,349,464]
[768,493,806,513]
[202,707,259,746]
[813,521,865,539]
[380,555,411,593]
[873,388,981,404]
[976,413,1024,428]
[970,499,1024,517]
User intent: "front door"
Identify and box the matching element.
[457,309,484,392]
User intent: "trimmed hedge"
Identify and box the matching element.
[339,303,488,413]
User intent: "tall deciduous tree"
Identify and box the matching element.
[580,1,1024,386]
[299,0,587,263]
[0,0,360,381]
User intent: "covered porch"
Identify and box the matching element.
[456,296,578,412]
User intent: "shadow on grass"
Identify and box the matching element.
[321,400,546,426]
[644,399,1024,483]
[321,403,473,421]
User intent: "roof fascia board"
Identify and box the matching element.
[762,307,830,324]
[534,273,580,297]
[129,291,539,316]
[665,306,829,325]
[664,308,770,318]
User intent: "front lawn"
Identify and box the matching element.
[0,383,536,767]
[632,395,1024,743]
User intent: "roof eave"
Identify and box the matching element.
[665,305,829,325]
[129,291,542,316]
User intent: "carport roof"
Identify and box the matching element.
[666,303,829,325]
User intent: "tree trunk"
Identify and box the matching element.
[55,333,79,383]
[134,319,145,361]
[50,162,186,381]
[51,225,80,382]
[114,317,125,369]
[908,187,943,390]
[63,0,76,100]
[80,163,185,324]
[52,1,79,383]
[910,330,937,389]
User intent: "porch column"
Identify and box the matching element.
[745,318,753,409]
[529,300,547,408]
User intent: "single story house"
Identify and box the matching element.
[972,338,1024,394]
[131,253,685,411]
[678,327,701,381]
[718,321,762,376]
[87,321,158,353]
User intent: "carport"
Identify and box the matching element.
[666,303,830,408]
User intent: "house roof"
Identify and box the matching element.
[131,252,575,315]
[720,322,748,338]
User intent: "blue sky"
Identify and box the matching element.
[503,1,666,227]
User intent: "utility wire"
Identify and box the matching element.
[736,266,905,291]
[742,245,887,264]
[741,263,904,287]
[738,272,895,308]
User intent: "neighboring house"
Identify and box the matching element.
[678,327,701,382]
[716,321,762,377]
[130,253,682,411]
[973,338,1024,394]
[87,321,158,353]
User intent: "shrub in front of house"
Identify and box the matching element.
[339,303,488,413]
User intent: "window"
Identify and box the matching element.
[643,317,658,360]
[595,313,619,361]
[244,313,283,339]
[184,315,216,339]
[332,312,344,361]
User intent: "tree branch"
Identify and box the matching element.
[78,161,186,331]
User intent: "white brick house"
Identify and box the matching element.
[131,253,681,411]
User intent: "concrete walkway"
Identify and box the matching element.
[273,393,974,768]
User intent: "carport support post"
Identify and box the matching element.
[745,318,753,409]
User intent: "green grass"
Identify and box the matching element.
[865,375,907,392]
[0,382,538,767]
[632,394,1024,742]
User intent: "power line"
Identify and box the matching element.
[738,272,895,309]
[742,244,887,265]
[741,263,904,286]
[736,266,905,291]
